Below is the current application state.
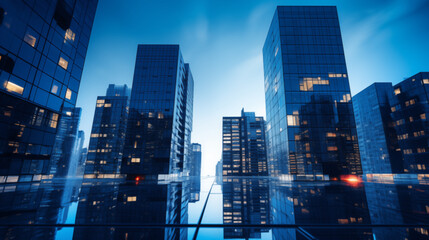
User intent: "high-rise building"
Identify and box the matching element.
[389,72,429,173]
[353,83,402,174]
[121,45,194,179]
[222,109,267,176]
[263,6,362,179]
[50,107,81,178]
[84,84,131,179]
[354,72,429,174]
[189,143,201,202]
[0,0,98,182]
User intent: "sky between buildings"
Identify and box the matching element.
[76,0,429,176]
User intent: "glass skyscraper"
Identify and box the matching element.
[353,83,402,174]
[50,107,81,178]
[390,72,429,173]
[354,72,429,175]
[84,84,130,179]
[121,44,194,179]
[263,6,362,179]
[189,143,201,202]
[222,109,268,177]
[0,0,98,182]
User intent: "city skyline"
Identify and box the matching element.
[76,0,429,176]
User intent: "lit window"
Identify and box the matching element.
[51,84,59,94]
[24,33,37,47]
[4,81,24,95]
[423,79,429,84]
[326,133,336,137]
[64,29,75,42]
[394,88,401,95]
[328,146,338,151]
[131,157,140,163]
[421,113,426,120]
[58,57,68,70]
[287,114,299,126]
[49,113,59,128]
[104,103,111,107]
[65,88,72,100]
[127,196,137,202]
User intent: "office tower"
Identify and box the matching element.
[263,6,362,179]
[121,45,194,179]
[353,72,429,174]
[389,72,429,173]
[0,0,98,182]
[189,143,201,202]
[84,84,131,179]
[353,83,402,174]
[222,109,268,176]
[50,107,81,178]
[69,129,84,177]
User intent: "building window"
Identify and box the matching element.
[423,79,429,84]
[394,88,401,95]
[127,196,137,202]
[58,57,68,70]
[49,113,59,128]
[287,115,299,126]
[51,84,59,95]
[0,54,15,73]
[64,29,75,42]
[4,81,24,95]
[65,88,72,100]
[131,158,140,163]
[24,33,37,47]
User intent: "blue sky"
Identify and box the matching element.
[77,0,429,176]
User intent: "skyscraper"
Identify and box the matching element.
[84,84,131,179]
[222,109,267,176]
[263,6,362,179]
[121,45,194,179]
[0,0,98,182]
[354,72,429,174]
[189,143,201,202]
[353,83,402,174]
[50,107,82,178]
[389,72,429,173]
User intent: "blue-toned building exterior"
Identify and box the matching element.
[353,83,402,174]
[50,107,81,177]
[222,109,268,176]
[121,45,194,179]
[390,72,429,173]
[84,84,131,179]
[0,0,98,182]
[263,6,362,179]
[353,72,429,174]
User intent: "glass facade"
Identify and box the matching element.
[353,83,402,174]
[222,109,268,176]
[121,45,194,179]
[0,0,98,182]
[353,72,429,174]
[189,143,201,202]
[50,107,81,178]
[84,84,131,179]
[263,6,362,179]
[390,72,429,173]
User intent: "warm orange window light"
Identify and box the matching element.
[4,81,24,95]
[58,57,68,70]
